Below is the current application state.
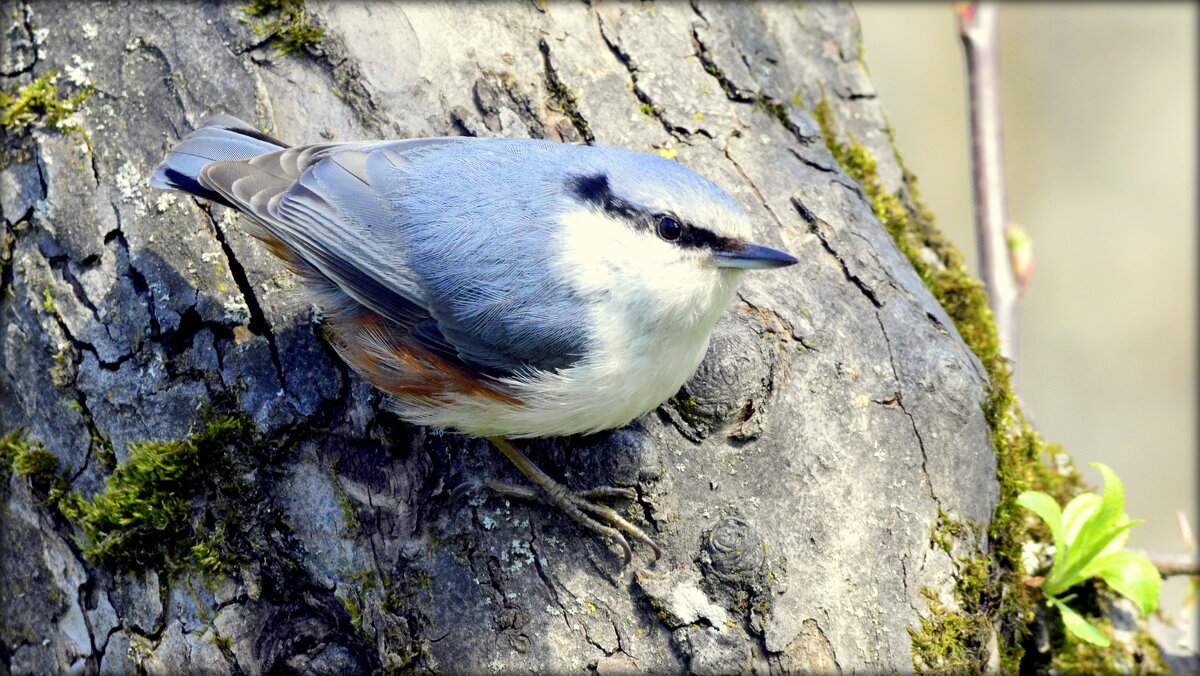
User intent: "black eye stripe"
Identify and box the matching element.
[566,171,743,252]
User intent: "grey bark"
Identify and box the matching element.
[0,2,999,674]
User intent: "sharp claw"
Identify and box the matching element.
[649,540,663,562]
[449,480,482,505]
[612,531,633,567]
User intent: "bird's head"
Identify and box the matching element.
[552,146,797,332]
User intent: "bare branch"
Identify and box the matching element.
[1128,550,1200,578]
[958,1,1020,365]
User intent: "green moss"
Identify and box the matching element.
[13,447,61,491]
[332,472,362,537]
[240,0,323,56]
[342,566,377,591]
[58,409,267,578]
[4,430,70,505]
[669,395,704,424]
[811,96,1097,672]
[639,102,658,117]
[908,512,1004,672]
[0,429,27,480]
[340,594,364,627]
[91,431,116,470]
[0,70,93,150]
[41,280,55,314]
[207,632,234,658]
[0,224,15,299]
[1043,582,1167,674]
[543,68,591,142]
[1048,622,1166,674]
[753,93,792,129]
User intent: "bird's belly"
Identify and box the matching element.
[392,319,714,439]
[527,328,712,436]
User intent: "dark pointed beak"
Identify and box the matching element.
[713,242,799,270]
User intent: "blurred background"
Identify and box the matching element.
[854,2,1196,627]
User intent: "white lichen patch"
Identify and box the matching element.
[666,583,727,627]
[32,26,48,45]
[502,538,535,571]
[1053,452,1075,476]
[222,302,250,325]
[155,192,178,213]
[113,164,147,216]
[65,54,94,86]
[1020,540,1055,576]
[54,113,83,134]
[81,22,98,40]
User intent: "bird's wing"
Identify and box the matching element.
[197,137,584,377]
[198,139,465,333]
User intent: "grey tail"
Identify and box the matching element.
[150,115,287,208]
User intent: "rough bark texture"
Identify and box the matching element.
[1,2,1000,674]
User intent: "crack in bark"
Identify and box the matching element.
[844,229,903,297]
[690,30,753,103]
[790,188,940,507]
[538,40,594,145]
[595,12,694,142]
[873,312,940,506]
[787,147,838,174]
[802,208,881,308]
[581,620,617,657]
[898,550,923,617]
[723,148,785,232]
[631,482,661,536]
[197,203,287,394]
[690,15,816,145]
[76,575,101,674]
[528,518,573,632]
[13,2,39,76]
[104,205,160,341]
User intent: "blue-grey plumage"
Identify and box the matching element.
[151,115,797,440]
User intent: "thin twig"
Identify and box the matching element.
[958,1,1020,365]
[1128,550,1200,578]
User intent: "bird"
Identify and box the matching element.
[151,115,798,564]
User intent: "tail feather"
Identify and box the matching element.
[151,115,287,207]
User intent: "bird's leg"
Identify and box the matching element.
[484,436,661,566]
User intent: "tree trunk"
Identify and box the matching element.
[1,1,1000,673]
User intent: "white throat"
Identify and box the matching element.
[494,209,743,436]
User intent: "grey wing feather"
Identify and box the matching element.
[197,138,469,336]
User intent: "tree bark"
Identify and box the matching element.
[1,1,1000,673]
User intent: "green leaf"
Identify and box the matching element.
[1017,491,1066,565]
[1088,550,1161,616]
[1048,596,1111,647]
[1075,464,1126,551]
[1046,464,1130,592]
[1062,492,1099,545]
[1045,520,1140,596]
[1098,516,1136,559]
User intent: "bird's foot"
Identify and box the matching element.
[479,477,661,566]
[466,436,661,566]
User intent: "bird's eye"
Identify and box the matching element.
[657,216,683,242]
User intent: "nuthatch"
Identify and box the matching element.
[152,115,797,564]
